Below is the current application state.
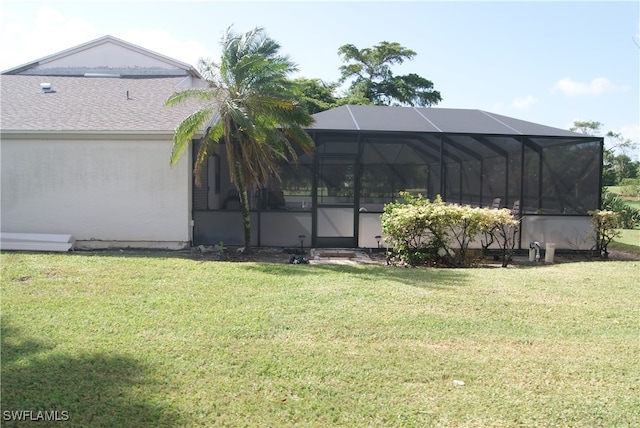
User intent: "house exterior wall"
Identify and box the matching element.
[357,213,593,251]
[1,134,192,249]
[28,41,185,72]
[520,215,593,251]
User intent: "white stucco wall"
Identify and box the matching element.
[33,41,184,71]
[1,134,192,249]
[520,215,593,251]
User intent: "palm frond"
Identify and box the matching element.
[280,125,315,154]
[170,107,215,166]
[193,136,212,188]
[165,88,214,107]
[262,128,296,159]
[192,119,225,187]
[207,119,224,144]
[171,26,315,241]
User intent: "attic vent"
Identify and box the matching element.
[40,83,54,93]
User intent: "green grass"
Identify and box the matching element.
[625,199,640,210]
[2,252,639,427]
[610,229,640,256]
[608,185,640,210]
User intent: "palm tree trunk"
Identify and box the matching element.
[233,160,252,253]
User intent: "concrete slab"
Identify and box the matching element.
[309,248,374,265]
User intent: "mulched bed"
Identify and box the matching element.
[75,246,638,267]
[197,246,638,266]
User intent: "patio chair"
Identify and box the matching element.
[511,200,520,215]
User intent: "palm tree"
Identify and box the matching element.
[166,27,315,252]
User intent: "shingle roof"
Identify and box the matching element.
[0,75,202,133]
[310,105,586,138]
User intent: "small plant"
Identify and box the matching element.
[445,204,490,266]
[588,209,620,258]
[619,178,640,199]
[382,193,518,267]
[601,188,640,229]
[479,208,520,267]
[488,209,520,267]
[381,193,454,266]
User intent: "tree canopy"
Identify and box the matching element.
[570,120,638,185]
[337,41,442,107]
[292,78,339,114]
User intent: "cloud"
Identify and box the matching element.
[0,6,212,71]
[551,77,629,97]
[0,7,96,70]
[511,95,536,110]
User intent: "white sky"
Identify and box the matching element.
[2,0,638,151]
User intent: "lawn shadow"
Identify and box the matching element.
[240,261,472,291]
[1,319,181,427]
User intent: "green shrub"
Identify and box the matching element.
[588,209,621,258]
[382,193,518,267]
[381,193,453,266]
[619,178,640,198]
[602,188,640,229]
[480,208,521,267]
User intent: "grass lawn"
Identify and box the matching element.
[607,185,640,211]
[611,229,640,257]
[2,252,639,427]
[619,198,640,211]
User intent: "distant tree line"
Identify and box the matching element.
[570,120,639,187]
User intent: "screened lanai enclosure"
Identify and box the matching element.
[192,105,603,250]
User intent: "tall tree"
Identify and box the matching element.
[569,120,603,136]
[337,41,442,107]
[605,131,637,156]
[166,27,314,252]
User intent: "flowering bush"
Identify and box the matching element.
[588,209,620,258]
[444,204,495,265]
[480,208,520,267]
[382,193,519,267]
[381,193,452,266]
